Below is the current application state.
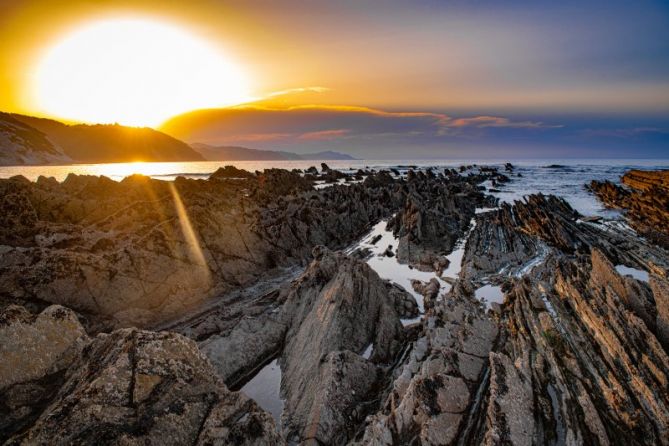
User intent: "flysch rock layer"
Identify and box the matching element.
[3,165,669,445]
[278,246,411,444]
[589,169,669,249]
[354,190,669,445]
[0,167,493,329]
[0,305,282,445]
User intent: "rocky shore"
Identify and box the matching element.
[1,165,668,445]
[589,169,669,248]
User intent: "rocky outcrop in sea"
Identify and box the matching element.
[589,169,669,248]
[1,165,668,445]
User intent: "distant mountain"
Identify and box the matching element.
[191,143,357,161]
[299,150,357,160]
[5,113,204,165]
[191,144,302,161]
[0,113,70,165]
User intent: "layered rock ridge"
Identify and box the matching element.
[355,193,669,445]
[3,165,669,445]
[0,167,492,329]
[0,305,282,445]
[589,169,669,248]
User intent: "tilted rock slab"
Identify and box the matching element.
[278,246,411,444]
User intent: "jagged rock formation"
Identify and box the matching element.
[0,170,397,327]
[354,193,669,445]
[356,288,498,445]
[188,246,418,443]
[590,169,669,248]
[0,165,502,328]
[278,247,411,444]
[387,169,497,271]
[4,166,669,445]
[0,305,281,445]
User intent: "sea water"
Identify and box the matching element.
[2,159,666,217]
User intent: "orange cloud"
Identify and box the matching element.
[224,132,292,142]
[162,102,562,146]
[448,116,562,129]
[267,86,331,97]
[298,129,350,140]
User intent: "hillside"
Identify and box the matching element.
[192,143,356,161]
[8,113,204,164]
[0,113,70,165]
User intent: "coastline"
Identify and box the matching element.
[1,163,668,444]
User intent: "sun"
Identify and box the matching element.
[32,18,252,127]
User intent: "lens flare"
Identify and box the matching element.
[168,182,210,285]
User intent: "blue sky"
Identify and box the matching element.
[2,0,669,157]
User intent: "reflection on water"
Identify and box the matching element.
[348,219,448,325]
[3,159,668,219]
[615,264,649,282]
[240,359,284,427]
[475,284,504,309]
[441,218,476,282]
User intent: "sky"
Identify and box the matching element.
[1,0,668,158]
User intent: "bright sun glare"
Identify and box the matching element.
[33,18,252,127]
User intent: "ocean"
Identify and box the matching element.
[1,158,667,217]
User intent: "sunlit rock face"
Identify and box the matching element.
[0,170,391,328]
[0,167,492,329]
[590,169,669,249]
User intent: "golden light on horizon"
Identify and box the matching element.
[32,18,253,127]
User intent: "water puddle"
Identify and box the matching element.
[441,218,476,282]
[361,343,373,359]
[475,207,499,214]
[547,383,566,445]
[348,215,482,325]
[347,219,449,325]
[240,359,284,427]
[514,243,549,278]
[541,293,559,322]
[615,264,649,282]
[475,284,504,309]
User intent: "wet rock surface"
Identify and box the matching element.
[387,169,495,271]
[353,184,669,445]
[3,166,669,445]
[590,169,669,248]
